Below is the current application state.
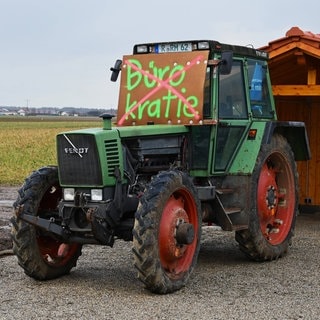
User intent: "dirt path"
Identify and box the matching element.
[1,186,320,319]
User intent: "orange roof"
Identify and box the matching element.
[285,26,320,39]
[260,27,320,88]
[260,26,320,59]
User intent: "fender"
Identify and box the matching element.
[262,121,311,161]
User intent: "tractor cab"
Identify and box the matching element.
[111,40,277,174]
[112,40,275,126]
[112,41,233,126]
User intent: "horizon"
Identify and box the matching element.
[1,1,318,108]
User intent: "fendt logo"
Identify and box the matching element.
[64,147,89,155]
[63,134,89,158]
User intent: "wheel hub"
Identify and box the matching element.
[266,185,277,211]
[159,196,195,263]
[175,221,194,245]
[258,163,279,220]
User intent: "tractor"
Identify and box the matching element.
[11,39,310,294]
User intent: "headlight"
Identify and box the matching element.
[136,45,148,53]
[64,188,75,201]
[197,41,209,50]
[91,189,103,201]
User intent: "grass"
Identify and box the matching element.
[0,116,101,185]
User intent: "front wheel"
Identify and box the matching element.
[236,135,299,261]
[133,170,202,294]
[11,166,82,280]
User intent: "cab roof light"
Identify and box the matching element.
[136,45,148,53]
[197,41,210,50]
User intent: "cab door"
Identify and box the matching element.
[213,59,250,172]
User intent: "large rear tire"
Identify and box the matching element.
[132,170,201,294]
[11,166,82,280]
[235,135,298,261]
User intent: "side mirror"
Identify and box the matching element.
[220,51,233,75]
[110,59,122,82]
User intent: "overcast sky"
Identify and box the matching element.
[1,0,319,109]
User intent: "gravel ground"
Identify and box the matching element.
[1,186,320,320]
[0,186,16,254]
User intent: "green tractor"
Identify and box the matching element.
[12,40,310,294]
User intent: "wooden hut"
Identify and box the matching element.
[260,26,320,207]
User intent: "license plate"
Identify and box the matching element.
[156,42,192,53]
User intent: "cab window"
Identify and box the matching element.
[247,59,273,118]
[219,60,248,119]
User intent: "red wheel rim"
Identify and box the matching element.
[257,153,295,245]
[37,237,79,267]
[159,188,199,279]
[36,185,80,267]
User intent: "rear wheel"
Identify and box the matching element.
[11,166,82,280]
[236,135,298,261]
[133,170,201,294]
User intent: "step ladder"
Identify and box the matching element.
[214,188,248,231]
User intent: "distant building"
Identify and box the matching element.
[0,107,17,116]
[17,109,26,116]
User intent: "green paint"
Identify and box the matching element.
[228,122,266,174]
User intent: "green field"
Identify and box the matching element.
[0,116,101,185]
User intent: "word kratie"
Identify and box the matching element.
[121,59,200,122]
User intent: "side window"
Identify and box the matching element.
[247,59,273,118]
[219,60,248,119]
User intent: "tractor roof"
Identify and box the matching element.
[133,40,268,60]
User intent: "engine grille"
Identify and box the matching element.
[57,134,102,185]
[105,139,121,177]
